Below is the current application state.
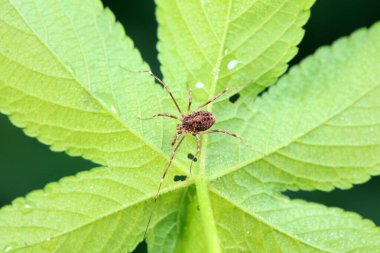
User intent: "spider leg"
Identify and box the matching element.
[139,113,178,120]
[189,134,201,174]
[200,129,240,139]
[195,88,230,110]
[188,88,192,112]
[145,70,183,115]
[144,134,187,237]
[120,67,183,115]
[171,131,182,146]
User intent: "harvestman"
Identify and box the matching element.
[140,70,241,236]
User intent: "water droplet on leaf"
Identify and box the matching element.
[21,203,34,214]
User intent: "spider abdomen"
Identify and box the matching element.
[180,110,216,132]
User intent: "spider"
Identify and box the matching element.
[140,70,240,236]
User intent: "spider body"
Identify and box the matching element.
[179,110,216,133]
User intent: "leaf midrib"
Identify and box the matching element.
[195,0,234,252]
[6,1,188,175]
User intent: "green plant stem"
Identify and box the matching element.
[195,174,221,253]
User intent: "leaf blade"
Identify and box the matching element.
[210,172,380,252]
[156,0,315,102]
[209,22,380,190]
[0,0,189,171]
[0,166,188,252]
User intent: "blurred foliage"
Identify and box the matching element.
[0,0,379,252]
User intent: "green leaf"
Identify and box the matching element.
[0,166,186,252]
[211,172,380,252]
[147,187,208,253]
[0,0,183,168]
[156,0,315,102]
[0,0,187,251]
[1,0,380,252]
[209,22,380,191]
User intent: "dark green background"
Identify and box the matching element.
[1,1,379,252]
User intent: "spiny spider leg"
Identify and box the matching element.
[201,129,267,157]
[139,113,178,120]
[144,134,187,237]
[195,87,230,110]
[189,134,201,174]
[204,130,269,159]
[188,88,192,112]
[200,129,241,139]
[119,67,182,114]
[145,70,183,115]
[171,131,182,146]
[155,134,186,200]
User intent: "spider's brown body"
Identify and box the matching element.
[179,110,216,133]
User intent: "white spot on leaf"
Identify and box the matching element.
[110,105,117,114]
[4,246,13,252]
[227,59,239,70]
[195,82,205,88]
[201,0,212,4]
[67,65,74,74]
